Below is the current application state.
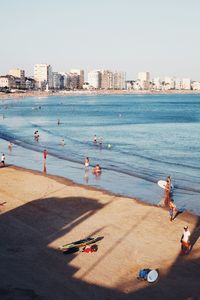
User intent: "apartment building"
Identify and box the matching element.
[70,69,84,89]
[88,70,101,89]
[34,64,53,89]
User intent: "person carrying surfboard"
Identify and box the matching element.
[164,176,172,207]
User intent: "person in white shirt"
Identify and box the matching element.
[181,226,191,254]
[1,153,5,166]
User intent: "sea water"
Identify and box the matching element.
[0,94,200,215]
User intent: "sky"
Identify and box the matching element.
[0,0,200,80]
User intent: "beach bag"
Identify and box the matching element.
[138,269,151,280]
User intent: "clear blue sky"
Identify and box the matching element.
[0,0,200,80]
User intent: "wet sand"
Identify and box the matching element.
[0,166,200,300]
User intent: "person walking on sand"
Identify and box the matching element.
[168,199,177,221]
[180,226,191,254]
[1,153,5,167]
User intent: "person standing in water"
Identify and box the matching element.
[43,149,47,161]
[8,142,13,151]
[84,157,90,168]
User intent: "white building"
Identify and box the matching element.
[0,76,14,88]
[192,81,200,90]
[34,64,53,89]
[70,69,84,89]
[152,77,161,90]
[175,78,182,90]
[88,70,101,89]
[138,72,150,90]
[164,77,175,90]
[182,78,191,90]
[138,72,150,82]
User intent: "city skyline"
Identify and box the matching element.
[0,0,200,80]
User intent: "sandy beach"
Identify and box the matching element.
[0,165,200,300]
[1,89,200,101]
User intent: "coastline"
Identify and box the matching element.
[0,164,200,299]
[0,88,200,101]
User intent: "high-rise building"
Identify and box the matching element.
[9,68,25,79]
[138,72,150,90]
[113,71,126,89]
[88,70,101,89]
[138,72,150,82]
[52,72,62,89]
[67,72,79,90]
[70,69,84,89]
[34,64,53,89]
[100,70,113,89]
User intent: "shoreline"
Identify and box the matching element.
[0,164,200,299]
[3,163,198,221]
[1,89,200,101]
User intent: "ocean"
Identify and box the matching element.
[0,93,200,215]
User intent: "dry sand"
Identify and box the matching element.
[0,166,200,300]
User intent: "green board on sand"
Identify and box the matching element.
[59,237,102,251]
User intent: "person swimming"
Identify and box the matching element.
[93,164,102,175]
[93,135,97,143]
[60,138,65,146]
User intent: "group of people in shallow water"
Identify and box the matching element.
[164,175,191,254]
[84,156,102,176]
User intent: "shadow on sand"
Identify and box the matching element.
[0,194,200,300]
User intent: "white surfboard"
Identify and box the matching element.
[157,180,173,190]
